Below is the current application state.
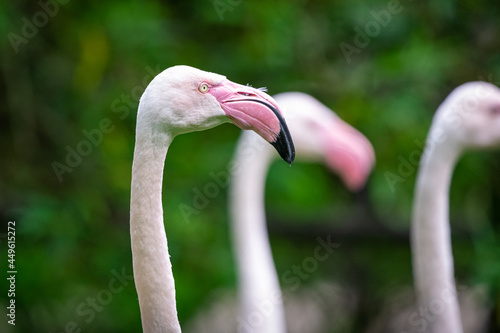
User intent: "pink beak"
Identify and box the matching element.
[321,118,375,191]
[209,80,295,164]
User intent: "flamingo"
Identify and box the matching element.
[130,65,295,333]
[411,81,500,333]
[230,92,375,332]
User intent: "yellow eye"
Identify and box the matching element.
[199,83,209,93]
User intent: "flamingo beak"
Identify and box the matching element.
[320,118,375,191]
[209,80,295,164]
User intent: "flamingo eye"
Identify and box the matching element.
[199,83,209,93]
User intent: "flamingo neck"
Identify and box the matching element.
[411,137,463,333]
[229,132,286,333]
[130,127,182,333]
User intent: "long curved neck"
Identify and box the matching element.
[411,138,463,333]
[130,125,181,333]
[229,133,286,333]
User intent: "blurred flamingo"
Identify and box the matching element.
[411,81,500,333]
[230,92,375,333]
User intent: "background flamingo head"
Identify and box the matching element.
[429,81,500,152]
[274,92,375,191]
[138,65,294,163]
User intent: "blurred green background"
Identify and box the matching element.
[2,0,500,332]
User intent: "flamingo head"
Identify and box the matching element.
[430,81,500,152]
[273,92,375,191]
[138,65,294,164]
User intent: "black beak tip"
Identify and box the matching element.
[270,125,295,165]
